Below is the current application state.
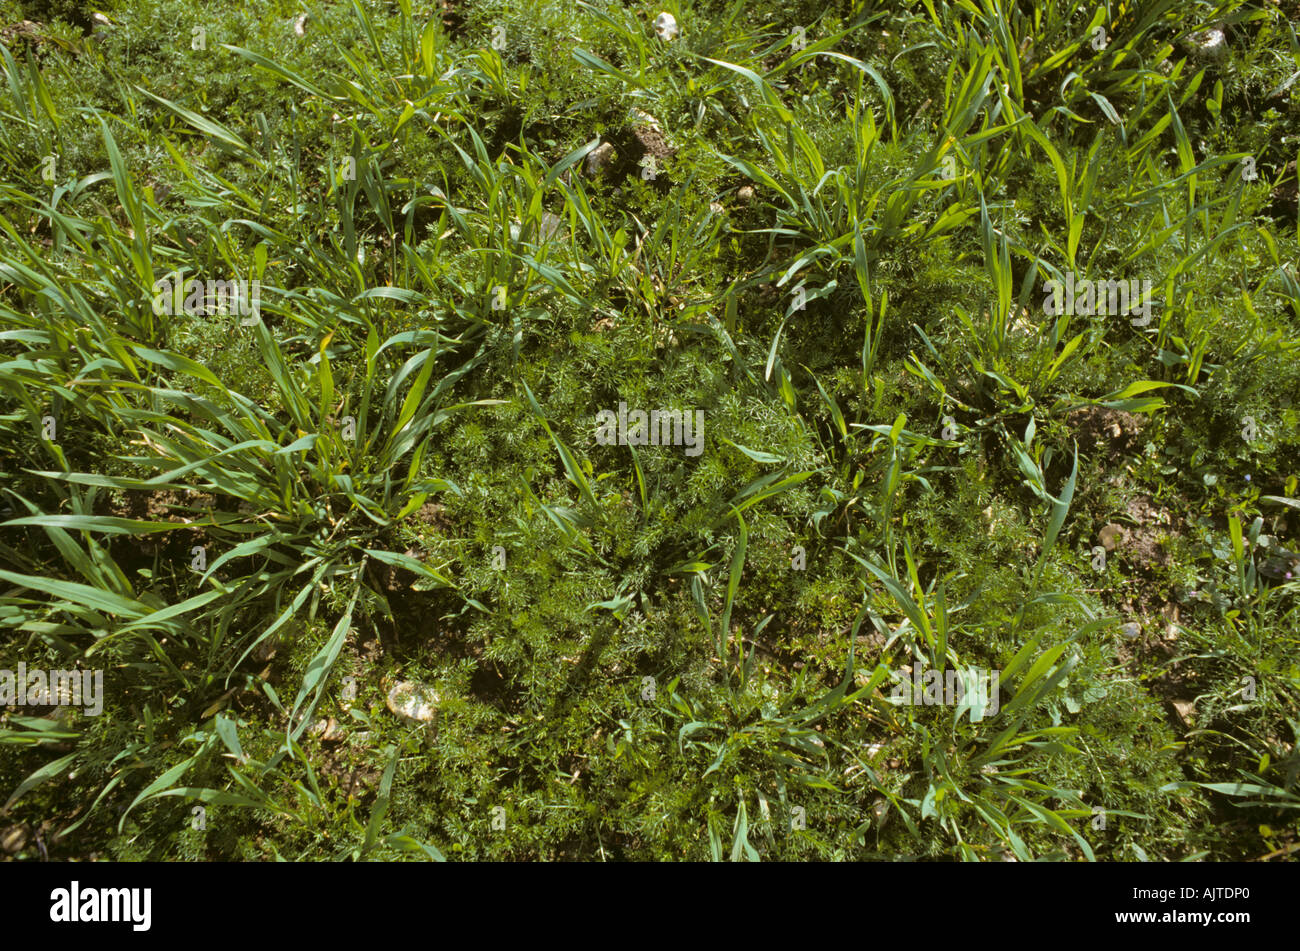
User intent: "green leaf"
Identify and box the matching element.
[0,568,148,619]
[364,746,399,855]
[133,85,255,154]
[220,46,336,101]
[719,437,785,464]
[213,714,245,763]
[288,582,360,743]
[119,750,204,832]
[3,751,77,811]
[1041,442,1078,557]
[571,48,641,88]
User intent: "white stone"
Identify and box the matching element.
[654,13,678,42]
[1194,28,1226,56]
[386,681,439,722]
[586,141,616,175]
[630,108,661,131]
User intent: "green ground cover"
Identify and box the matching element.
[0,0,1297,861]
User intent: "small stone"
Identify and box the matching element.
[541,212,564,238]
[1,20,44,47]
[737,185,755,204]
[1162,602,1180,640]
[386,681,439,722]
[294,13,309,36]
[631,108,662,131]
[1186,28,1226,59]
[653,12,678,41]
[310,717,344,743]
[1120,621,1141,639]
[586,141,616,176]
[709,201,724,214]
[509,212,565,243]
[1099,523,1125,551]
[1008,307,1035,336]
[1,826,27,854]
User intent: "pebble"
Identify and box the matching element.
[1099,523,1125,551]
[654,12,679,42]
[1,826,27,854]
[386,681,439,722]
[586,141,616,176]
[309,717,344,743]
[630,108,661,131]
[1186,28,1226,59]
[509,212,565,243]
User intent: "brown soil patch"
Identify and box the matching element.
[439,0,464,37]
[410,501,452,533]
[1068,405,1146,458]
[0,20,51,54]
[1267,159,1297,222]
[631,120,675,162]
